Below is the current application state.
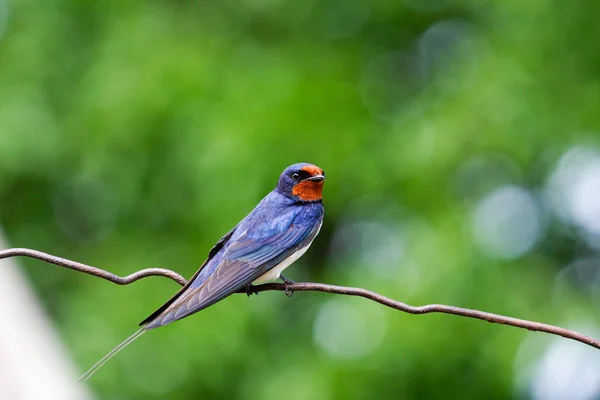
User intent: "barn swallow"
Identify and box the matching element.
[79,163,325,381]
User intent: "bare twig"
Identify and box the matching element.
[247,283,600,349]
[1,247,598,350]
[0,248,187,286]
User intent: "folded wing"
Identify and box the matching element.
[144,213,320,329]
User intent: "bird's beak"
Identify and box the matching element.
[308,174,325,182]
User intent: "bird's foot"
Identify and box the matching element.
[280,275,295,298]
[245,284,259,297]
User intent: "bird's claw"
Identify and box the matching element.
[284,284,294,298]
[245,284,258,297]
[281,275,295,298]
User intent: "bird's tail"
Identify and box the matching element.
[78,327,146,382]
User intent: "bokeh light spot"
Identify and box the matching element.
[329,219,405,277]
[472,185,542,259]
[419,20,473,74]
[530,327,600,400]
[454,153,523,201]
[359,51,425,120]
[545,144,600,247]
[313,299,386,359]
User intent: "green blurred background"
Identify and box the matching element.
[2,0,600,398]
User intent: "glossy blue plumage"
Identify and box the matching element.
[79,163,325,381]
[143,165,324,329]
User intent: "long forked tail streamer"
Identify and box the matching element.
[78,327,147,382]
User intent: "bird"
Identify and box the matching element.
[79,162,325,381]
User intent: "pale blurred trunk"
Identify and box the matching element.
[0,231,93,400]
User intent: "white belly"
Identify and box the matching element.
[252,221,322,284]
[252,246,310,284]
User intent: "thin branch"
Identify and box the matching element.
[1,248,598,351]
[0,248,187,286]
[247,282,600,349]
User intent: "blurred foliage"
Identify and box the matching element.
[1,0,600,398]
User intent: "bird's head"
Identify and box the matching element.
[276,163,325,202]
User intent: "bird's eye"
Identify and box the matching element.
[291,173,300,181]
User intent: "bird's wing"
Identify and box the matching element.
[144,214,320,328]
[138,226,238,326]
